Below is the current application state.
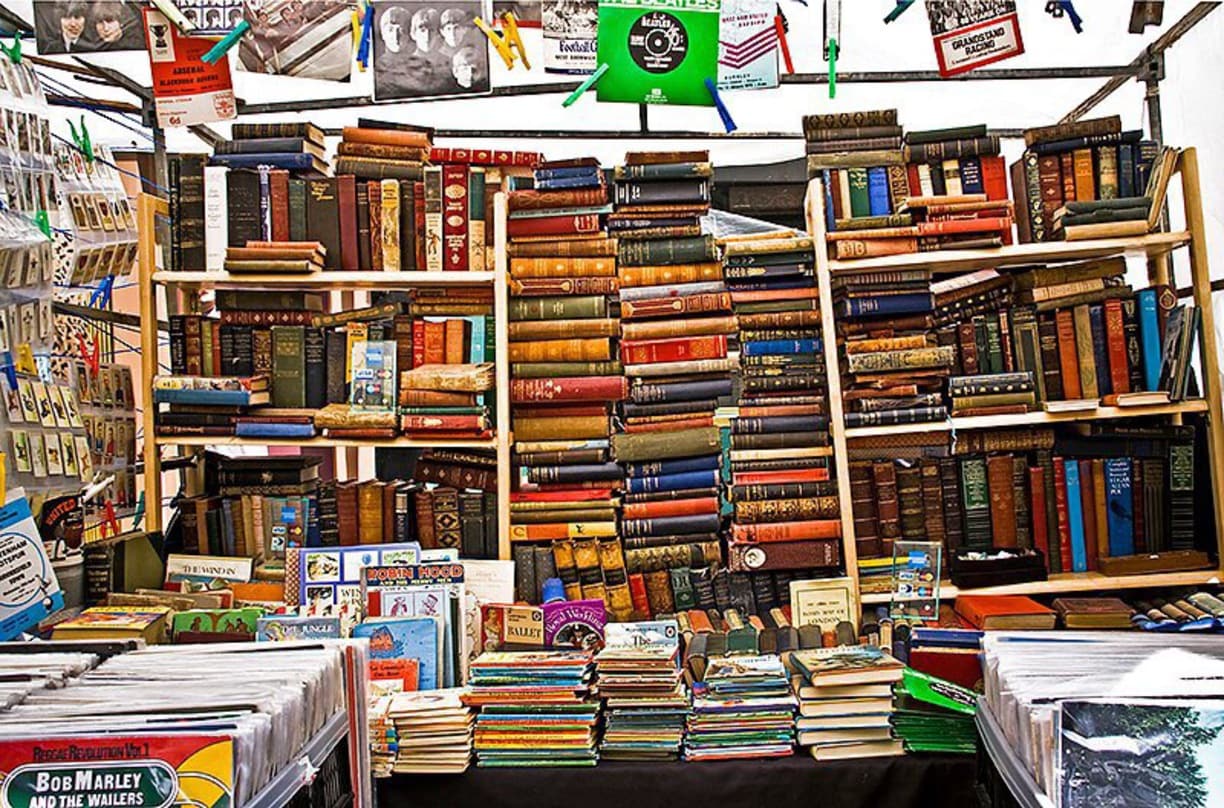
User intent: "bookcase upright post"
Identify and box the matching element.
[804,179,862,604]
[494,193,513,560]
[138,193,167,536]
[1176,148,1224,564]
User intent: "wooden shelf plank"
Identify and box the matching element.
[153,270,496,288]
[154,435,497,449]
[860,568,1222,604]
[828,231,1190,275]
[845,400,1210,439]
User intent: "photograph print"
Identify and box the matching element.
[238,0,354,81]
[373,0,491,101]
[34,0,147,54]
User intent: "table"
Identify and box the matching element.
[381,754,978,808]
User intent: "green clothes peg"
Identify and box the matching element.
[0,33,20,64]
[823,0,839,99]
[68,117,94,162]
[34,210,50,239]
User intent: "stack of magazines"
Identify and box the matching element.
[388,688,473,774]
[685,654,796,760]
[463,651,600,767]
[595,620,689,760]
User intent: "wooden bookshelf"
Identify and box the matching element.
[808,147,1224,609]
[827,231,1190,275]
[137,193,514,559]
[152,270,496,287]
[860,569,1222,605]
[844,400,1210,439]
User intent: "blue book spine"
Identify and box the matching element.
[1088,304,1111,396]
[234,422,316,437]
[209,152,317,170]
[1137,288,1162,390]
[741,339,822,356]
[958,157,985,194]
[625,454,721,478]
[1118,144,1136,198]
[536,165,602,181]
[153,389,257,406]
[866,168,891,216]
[838,293,933,318]
[627,470,719,495]
[1104,457,1135,557]
[1064,460,1088,572]
[535,174,604,190]
[823,170,836,232]
[466,315,486,363]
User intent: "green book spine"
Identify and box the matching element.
[288,179,308,242]
[847,168,871,218]
[959,456,993,549]
[617,235,715,267]
[509,296,608,320]
[271,325,306,408]
[984,313,1004,376]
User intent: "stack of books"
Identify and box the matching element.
[388,688,474,774]
[890,668,977,754]
[720,229,841,577]
[832,269,952,428]
[595,620,689,761]
[463,650,600,767]
[804,108,908,228]
[152,375,299,439]
[948,372,1037,416]
[210,121,329,175]
[399,363,494,438]
[335,122,431,181]
[1010,115,1162,243]
[611,150,730,620]
[685,654,796,761]
[787,645,904,760]
[368,694,397,778]
[505,161,633,616]
[223,240,325,274]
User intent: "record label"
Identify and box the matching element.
[628,11,689,74]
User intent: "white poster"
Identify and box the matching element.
[543,0,597,74]
[717,0,777,91]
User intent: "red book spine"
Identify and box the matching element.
[1103,298,1130,395]
[916,216,1013,236]
[1081,459,1098,572]
[623,416,714,433]
[731,519,842,542]
[621,293,733,320]
[980,156,1008,202]
[413,181,427,270]
[430,147,543,167]
[906,164,922,197]
[368,181,383,271]
[423,320,446,364]
[728,288,820,304]
[1053,457,1073,572]
[411,319,426,368]
[269,170,290,242]
[628,572,652,620]
[620,335,728,365]
[442,164,469,270]
[1132,458,1145,553]
[738,405,824,417]
[1055,309,1082,399]
[733,469,831,485]
[510,489,613,503]
[510,376,628,403]
[622,497,720,520]
[506,213,603,239]
[401,414,486,431]
[1028,466,1049,569]
[337,175,358,271]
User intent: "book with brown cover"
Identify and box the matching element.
[1051,597,1134,628]
[986,455,1017,547]
[413,489,437,548]
[1092,457,1109,564]
[1072,304,1099,399]
[1055,309,1083,399]
[269,170,290,243]
[358,481,384,544]
[1072,148,1095,200]
[337,482,358,546]
[727,539,840,572]
[509,256,617,278]
[871,462,900,542]
[337,175,359,271]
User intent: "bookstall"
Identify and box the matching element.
[2,3,1224,808]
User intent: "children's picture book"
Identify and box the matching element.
[0,489,64,640]
[788,646,904,687]
[354,616,440,691]
[256,615,343,641]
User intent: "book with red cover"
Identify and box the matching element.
[509,489,614,503]
[980,156,1008,203]
[414,181,427,270]
[1053,457,1074,572]
[337,175,359,271]
[1103,298,1130,395]
[506,213,603,239]
[430,147,542,167]
[730,519,842,542]
[732,469,831,485]
[442,163,469,270]
[269,170,290,243]
[622,497,720,520]
[1055,309,1083,399]
[621,293,733,320]
[510,376,628,403]
[953,595,1056,630]
[619,335,728,365]
[401,414,488,431]
[1029,466,1049,566]
[728,288,820,304]
[907,647,983,691]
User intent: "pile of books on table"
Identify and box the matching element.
[787,645,904,760]
[463,650,600,767]
[685,654,796,760]
[388,688,473,774]
[890,668,977,754]
[595,620,689,760]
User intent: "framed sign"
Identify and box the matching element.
[925,0,1024,78]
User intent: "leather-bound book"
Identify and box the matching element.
[872,461,901,542]
[336,481,359,546]
[552,540,583,601]
[533,546,558,602]
[987,455,1017,548]
[431,487,462,549]
[357,481,385,544]
[413,489,437,549]
[512,544,536,603]
[305,178,341,270]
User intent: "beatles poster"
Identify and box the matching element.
[925,0,1024,77]
[144,8,237,127]
[33,0,146,54]
[237,0,354,82]
[372,0,491,100]
[596,0,719,106]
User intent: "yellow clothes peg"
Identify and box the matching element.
[474,17,516,69]
[500,11,530,70]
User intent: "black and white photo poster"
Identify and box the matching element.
[238,0,354,81]
[34,0,146,54]
[373,0,491,100]
[542,0,597,74]
[925,0,1023,77]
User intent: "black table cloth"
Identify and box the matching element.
[380,754,978,808]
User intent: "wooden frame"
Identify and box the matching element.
[805,147,1224,611]
[137,191,516,557]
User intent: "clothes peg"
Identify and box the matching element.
[101,499,120,539]
[474,17,516,69]
[1046,0,1083,33]
[500,12,530,70]
[78,334,99,376]
[89,275,114,309]
[68,117,94,163]
[0,34,21,64]
[357,5,374,70]
[884,0,916,23]
[34,209,50,239]
[149,0,197,34]
[774,10,794,74]
[823,0,840,99]
[562,63,609,107]
[201,20,249,64]
[704,78,736,133]
[131,491,145,530]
